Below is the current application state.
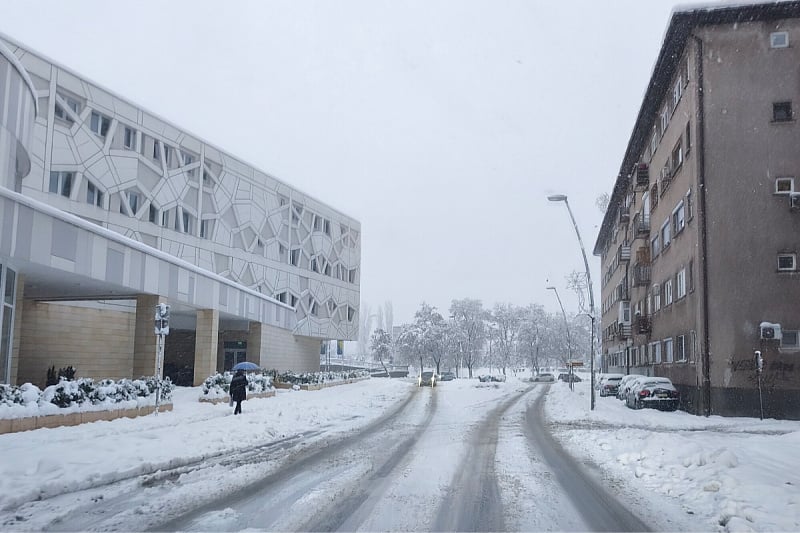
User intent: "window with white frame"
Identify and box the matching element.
[672,201,685,235]
[653,284,662,312]
[661,219,671,249]
[152,140,160,161]
[781,329,799,349]
[163,144,173,167]
[49,171,73,198]
[660,108,669,134]
[677,268,686,298]
[124,127,136,150]
[671,140,683,174]
[90,111,110,137]
[676,334,687,362]
[775,177,794,194]
[664,338,674,363]
[54,94,80,123]
[778,253,797,271]
[86,180,103,207]
[651,234,660,257]
[770,31,789,48]
[672,76,683,109]
[290,248,301,267]
[650,131,658,157]
[664,279,673,306]
[181,211,191,234]
[161,209,171,228]
[652,341,662,364]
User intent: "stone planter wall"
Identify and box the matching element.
[198,390,276,404]
[0,403,173,435]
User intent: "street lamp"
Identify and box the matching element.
[547,285,574,391]
[548,194,596,410]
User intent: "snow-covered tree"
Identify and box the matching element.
[492,303,521,375]
[370,328,393,376]
[449,298,486,378]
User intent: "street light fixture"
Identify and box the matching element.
[548,194,596,410]
[547,285,574,390]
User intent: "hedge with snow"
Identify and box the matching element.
[278,369,370,385]
[200,371,275,399]
[0,377,173,419]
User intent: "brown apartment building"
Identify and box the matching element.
[594,2,800,419]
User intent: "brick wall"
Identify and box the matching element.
[17,301,135,386]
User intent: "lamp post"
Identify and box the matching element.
[548,194,596,410]
[547,285,574,391]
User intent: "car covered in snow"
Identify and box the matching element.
[625,377,680,411]
[598,373,625,396]
[439,371,456,381]
[532,372,555,382]
[616,374,646,400]
[478,374,506,383]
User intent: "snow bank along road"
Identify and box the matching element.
[3,378,671,532]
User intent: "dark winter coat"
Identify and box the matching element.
[229,373,248,402]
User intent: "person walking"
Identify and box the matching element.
[229,369,248,415]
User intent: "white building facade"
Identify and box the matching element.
[0,34,360,386]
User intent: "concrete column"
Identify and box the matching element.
[9,273,23,385]
[194,309,219,386]
[133,294,161,379]
[247,321,268,368]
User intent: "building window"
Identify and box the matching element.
[661,219,671,249]
[290,248,300,267]
[770,31,789,48]
[312,215,322,232]
[161,209,170,228]
[124,127,136,150]
[275,292,287,304]
[688,259,695,292]
[676,335,687,362]
[773,101,793,122]
[671,141,683,174]
[686,189,693,220]
[149,205,158,223]
[347,305,355,322]
[653,285,661,312]
[778,253,796,271]
[163,145,172,167]
[324,219,331,236]
[664,279,673,306]
[664,338,674,363]
[660,108,669,135]
[290,294,298,308]
[775,177,794,194]
[152,141,160,160]
[182,211,191,234]
[672,76,683,109]
[127,192,139,215]
[54,94,80,123]
[49,171,73,198]
[685,122,691,154]
[676,268,686,299]
[651,233,660,258]
[310,257,318,273]
[348,268,357,284]
[86,180,103,207]
[90,111,110,137]
[650,131,658,158]
[672,201,685,235]
[652,341,662,364]
[200,219,210,239]
[781,330,799,349]
[309,297,318,317]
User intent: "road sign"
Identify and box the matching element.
[568,361,584,367]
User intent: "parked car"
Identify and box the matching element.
[532,372,555,382]
[419,371,437,387]
[479,374,506,383]
[561,373,582,382]
[616,374,645,400]
[598,374,624,396]
[439,371,456,381]
[626,377,680,410]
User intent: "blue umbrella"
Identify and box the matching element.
[232,361,260,371]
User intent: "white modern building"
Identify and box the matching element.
[0,33,360,387]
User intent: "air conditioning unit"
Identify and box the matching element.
[791,193,800,210]
[760,321,782,340]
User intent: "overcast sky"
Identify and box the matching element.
[3,0,688,324]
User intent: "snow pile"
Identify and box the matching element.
[545,381,800,532]
[0,377,173,419]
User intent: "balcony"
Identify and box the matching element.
[633,162,649,188]
[619,208,630,225]
[633,264,651,286]
[615,323,632,340]
[615,280,629,302]
[634,314,651,335]
[633,212,650,236]
[617,244,631,263]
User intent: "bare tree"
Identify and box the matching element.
[518,304,546,376]
[492,303,521,375]
[358,302,373,359]
[565,271,588,314]
[596,192,610,214]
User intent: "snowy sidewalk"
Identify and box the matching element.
[545,381,800,532]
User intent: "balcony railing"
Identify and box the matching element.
[617,244,631,263]
[634,314,651,335]
[633,162,649,189]
[633,264,651,286]
[633,212,650,236]
[615,323,632,340]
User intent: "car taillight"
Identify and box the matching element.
[639,390,650,397]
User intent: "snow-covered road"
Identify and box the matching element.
[2,375,798,532]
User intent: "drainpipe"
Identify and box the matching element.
[693,34,712,417]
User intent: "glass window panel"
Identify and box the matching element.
[4,268,15,305]
[0,305,12,383]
